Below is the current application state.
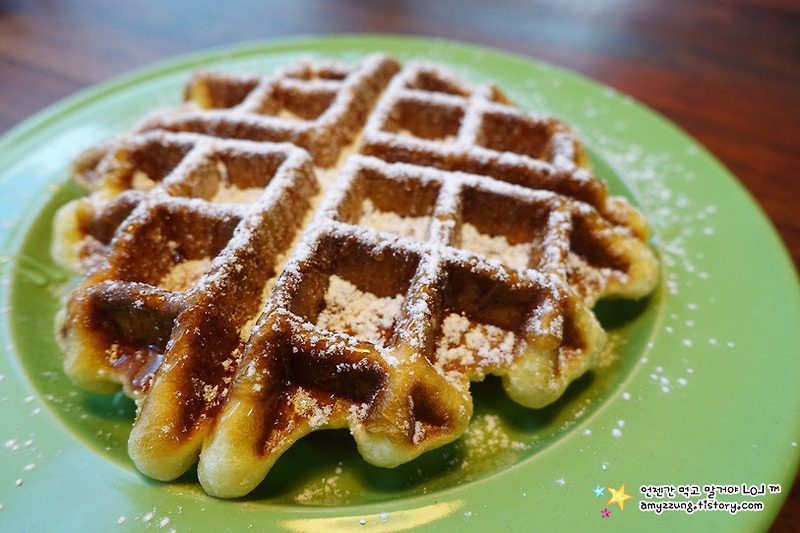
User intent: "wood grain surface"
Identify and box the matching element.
[1,0,797,529]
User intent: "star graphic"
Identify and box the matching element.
[592,483,605,498]
[601,508,611,518]
[607,482,633,511]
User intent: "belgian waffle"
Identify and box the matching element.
[53,53,658,498]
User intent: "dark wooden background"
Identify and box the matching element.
[0,0,797,529]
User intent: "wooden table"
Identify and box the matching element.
[1,0,797,529]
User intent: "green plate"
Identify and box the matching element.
[1,35,798,531]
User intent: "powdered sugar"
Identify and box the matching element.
[459,223,530,271]
[359,198,430,241]
[158,258,212,292]
[294,468,350,504]
[289,388,333,429]
[435,313,516,377]
[315,275,404,349]
[456,413,529,463]
[212,184,265,204]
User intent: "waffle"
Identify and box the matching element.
[360,61,649,239]
[137,53,400,168]
[53,53,658,498]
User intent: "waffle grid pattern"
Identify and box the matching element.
[53,54,658,498]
